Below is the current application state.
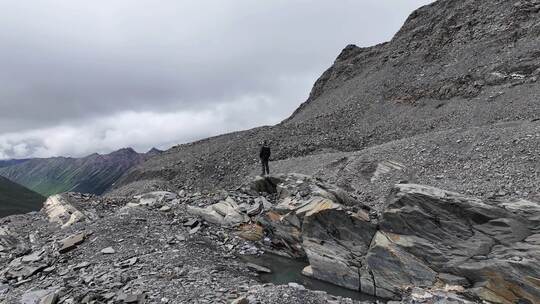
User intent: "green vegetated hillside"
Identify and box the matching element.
[0,175,45,217]
[0,148,160,196]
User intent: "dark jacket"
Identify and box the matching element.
[259,146,271,160]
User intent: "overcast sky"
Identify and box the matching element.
[0,0,433,159]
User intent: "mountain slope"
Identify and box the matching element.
[0,159,30,168]
[109,0,540,196]
[0,148,159,196]
[0,175,45,217]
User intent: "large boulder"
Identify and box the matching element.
[133,191,178,206]
[256,175,540,303]
[302,208,377,290]
[256,173,378,289]
[187,197,249,227]
[368,184,540,303]
[248,173,359,206]
[257,174,372,258]
[274,173,358,206]
[364,231,438,299]
[41,194,86,228]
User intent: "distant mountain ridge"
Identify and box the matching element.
[0,175,45,217]
[0,147,161,196]
[0,159,30,168]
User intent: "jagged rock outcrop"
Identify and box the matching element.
[368,184,540,302]
[251,175,379,291]
[42,194,88,228]
[302,208,377,291]
[0,180,368,303]
[187,197,249,227]
[253,174,373,258]
[2,172,538,303]
[250,175,540,303]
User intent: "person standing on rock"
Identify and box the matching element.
[259,140,271,176]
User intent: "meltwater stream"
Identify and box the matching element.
[241,253,381,302]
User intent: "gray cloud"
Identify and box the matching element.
[0,0,433,159]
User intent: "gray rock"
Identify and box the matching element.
[365,231,437,299]
[100,247,115,254]
[59,232,85,253]
[0,283,8,295]
[118,292,146,303]
[231,297,249,304]
[187,199,248,227]
[21,288,57,304]
[246,201,262,216]
[40,293,58,304]
[183,218,199,228]
[258,177,540,303]
[115,257,137,268]
[438,273,470,287]
[246,263,272,273]
[370,184,540,303]
[256,196,273,211]
[72,261,90,270]
[189,224,202,234]
[302,208,377,291]
[42,194,86,228]
[371,160,406,182]
[159,205,171,212]
[406,287,476,304]
[4,262,47,280]
[136,191,177,206]
[21,249,45,263]
[287,282,305,290]
[301,265,313,278]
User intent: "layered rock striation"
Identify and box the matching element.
[245,175,540,303]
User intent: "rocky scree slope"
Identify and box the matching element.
[0,148,161,197]
[0,184,378,304]
[110,0,540,196]
[263,120,540,212]
[3,174,537,303]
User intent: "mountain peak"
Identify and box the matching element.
[146,147,163,155]
[335,44,362,62]
[108,147,137,156]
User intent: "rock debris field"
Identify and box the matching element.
[1,173,538,303]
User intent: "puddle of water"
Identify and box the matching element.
[241,253,382,302]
